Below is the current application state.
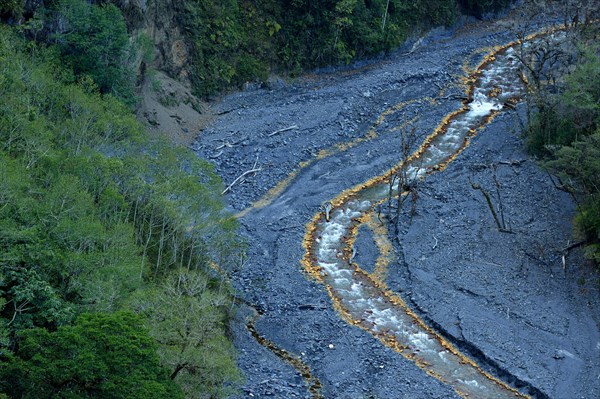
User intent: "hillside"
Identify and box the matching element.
[0,24,241,398]
[0,1,598,398]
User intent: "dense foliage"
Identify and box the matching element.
[3,0,513,97]
[49,0,137,104]
[457,0,511,17]
[0,26,242,397]
[3,0,141,105]
[2,312,183,399]
[534,51,600,264]
[178,0,509,96]
[517,6,600,265]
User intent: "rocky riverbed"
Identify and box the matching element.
[193,15,600,399]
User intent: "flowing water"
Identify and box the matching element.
[302,42,534,399]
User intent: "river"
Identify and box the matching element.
[193,18,600,399]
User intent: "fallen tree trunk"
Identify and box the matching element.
[222,157,261,195]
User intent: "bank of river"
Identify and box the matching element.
[194,16,600,399]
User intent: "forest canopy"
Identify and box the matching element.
[512,1,600,265]
[0,25,242,398]
[179,0,511,96]
[2,0,513,97]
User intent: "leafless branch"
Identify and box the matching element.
[209,150,223,159]
[268,125,299,137]
[322,202,333,222]
[222,156,261,195]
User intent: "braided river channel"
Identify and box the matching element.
[301,40,540,399]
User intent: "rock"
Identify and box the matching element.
[199,18,600,399]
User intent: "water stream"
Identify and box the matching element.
[302,41,535,399]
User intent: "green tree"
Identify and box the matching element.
[1,312,183,399]
[0,0,23,20]
[0,22,242,398]
[133,271,242,398]
[457,0,511,17]
[547,131,600,263]
[562,49,600,133]
[51,0,136,103]
[0,268,73,333]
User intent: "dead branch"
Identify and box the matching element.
[215,142,233,150]
[222,156,261,195]
[323,202,333,222]
[470,178,514,233]
[472,181,500,227]
[214,136,249,151]
[210,150,223,159]
[348,246,357,265]
[409,188,419,224]
[492,165,506,231]
[522,250,550,267]
[268,125,299,137]
[560,240,587,253]
[471,163,490,171]
[472,160,527,169]
[390,122,423,235]
[545,169,577,200]
[498,159,527,166]
[269,223,305,232]
[216,106,244,116]
[298,304,327,310]
[437,94,469,102]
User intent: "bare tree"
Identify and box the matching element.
[470,165,512,233]
[509,0,599,132]
[387,122,423,235]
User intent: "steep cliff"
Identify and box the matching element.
[120,1,193,83]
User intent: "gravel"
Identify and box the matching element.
[193,16,600,399]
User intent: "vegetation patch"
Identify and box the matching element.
[0,25,243,398]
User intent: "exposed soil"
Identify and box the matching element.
[137,70,214,146]
[191,15,600,399]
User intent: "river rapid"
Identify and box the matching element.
[303,43,529,398]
